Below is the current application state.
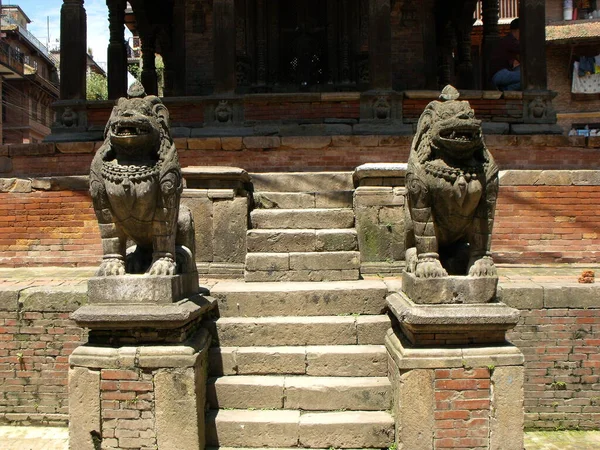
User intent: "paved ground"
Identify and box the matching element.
[1,426,600,450]
[1,263,600,287]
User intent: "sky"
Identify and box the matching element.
[5,0,129,70]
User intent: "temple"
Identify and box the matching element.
[52,0,559,140]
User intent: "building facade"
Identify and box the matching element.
[0,5,59,144]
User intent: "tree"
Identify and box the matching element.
[87,72,108,101]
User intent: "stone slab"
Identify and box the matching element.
[306,345,387,377]
[68,367,101,450]
[235,347,307,375]
[497,283,544,309]
[209,316,357,346]
[245,253,290,271]
[385,329,524,370]
[244,269,360,282]
[206,410,300,447]
[490,366,525,450]
[284,376,391,411]
[352,163,408,186]
[356,315,392,345]
[298,411,394,448]
[387,291,520,329]
[315,229,357,252]
[247,229,317,253]
[394,368,435,450]
[251,208,355,229]
[87,274,200,305]
[207,376,285,409]
[211,279,388,317]
[254,192,316,209]
[543,283,600,309]
[401,271,498,304]
[155,367,205,450]
[289,251,360,271]
[70,296,214,330]
[250,172,353,192]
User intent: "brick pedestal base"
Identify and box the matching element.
[68,328,210,450]
[386,330,524,450]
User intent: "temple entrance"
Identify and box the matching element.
[236,0,365,92]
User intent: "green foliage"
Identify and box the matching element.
[87,72,108,101]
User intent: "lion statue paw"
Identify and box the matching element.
[96,258,126,276]
[468,256,497,277]
[148,257,177,276]
[415,258,448,278]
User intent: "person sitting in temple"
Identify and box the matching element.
[490,18,521,91]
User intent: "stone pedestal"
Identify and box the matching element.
[386,276,524,449]
[386,330,524,450]
[70,275,215,450]
[69,329,210,450]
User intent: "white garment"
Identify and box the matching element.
[572,61,600,94]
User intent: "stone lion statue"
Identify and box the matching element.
[405,85,498,278]
[89,82,195,276]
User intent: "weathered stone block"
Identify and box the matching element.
[235,347,306,375]
[245,253,290,271]
[306,345,387,377]
[281,136,332,148]
[187,137,222,150]
[207,376,285,409]
[56,142,95,154]
[221,137,243,151]
[181,195,213,263]
[213,197,248,263]
[155,367,205,450]
[298,411,394,448]
[247,229,316,253]
[289,251,360,270]
[69,367,101,450]
[490,366,524,450]
[243,136,281,149]
[19,284,87,312]
[315,229,357,252]
[284,376,391,411]
[402,271,498,304]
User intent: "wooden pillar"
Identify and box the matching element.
[368,0,391,90]
[141,36,158,96]
[60,0,87,100]
[481,0,500,89]
[106,0,128,99]
[520,0,547,90]
[214,0,236,93]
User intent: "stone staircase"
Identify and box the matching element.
[205,279,394,448]
[245,172,360,282]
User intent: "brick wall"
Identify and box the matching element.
[0,191,100,267]
[503,284,600,430]
[434,368,491,449]
[100,369,157,448]
[404,98,524,122]
[3,169,600,267]
[2,136,600,179]
[0,309,86,425]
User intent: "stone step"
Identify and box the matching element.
[208,345,388,377]
[206,410,394,448]
[246,251,360,272]
[244,268,360,282]
[207,375,391,411]
[211,279,388,317]
[207,315,390,346]
[254,191,353,209]
[247,229,358,253]
[250,172,354,193]
[250,208,354,230]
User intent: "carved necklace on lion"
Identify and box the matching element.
[100,160,161,183]
[423,160,487,183]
